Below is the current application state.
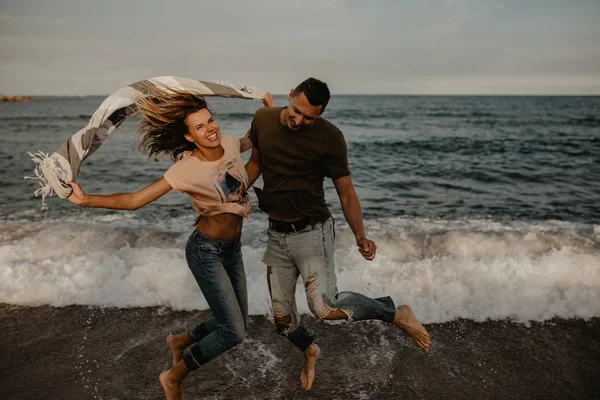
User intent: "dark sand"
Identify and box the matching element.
[1,304,598,400]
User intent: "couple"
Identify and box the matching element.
[67,78,430,399]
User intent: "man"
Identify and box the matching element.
[246,78,430,390]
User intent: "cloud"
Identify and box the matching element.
[0,1,598,95]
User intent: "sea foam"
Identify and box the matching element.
[1,217,599,324]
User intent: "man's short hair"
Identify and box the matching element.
[293,77,331,113]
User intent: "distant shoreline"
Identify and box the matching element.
[0,95,32,102]
[10,94,600,98]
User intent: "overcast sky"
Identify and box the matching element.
[1,0,599,95]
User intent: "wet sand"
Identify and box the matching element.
[1,304,598,400]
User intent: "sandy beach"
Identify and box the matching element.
[1,304,598,400]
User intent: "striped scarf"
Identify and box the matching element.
[27,76,265,203]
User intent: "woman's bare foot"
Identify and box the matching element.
[301,343,320,390]
[393,305,430,352]
[159,361,191,400]
[166,333,193,367]
[159,370,182,400]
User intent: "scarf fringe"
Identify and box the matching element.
[25,151,72,205]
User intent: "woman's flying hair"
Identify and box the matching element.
[135,82,211,162]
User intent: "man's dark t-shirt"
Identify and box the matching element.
[249,106,350,222]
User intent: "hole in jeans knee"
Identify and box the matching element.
[274,313,291,324]
[305,275,353,321]
[267,265,273,296]
[305,275,333,319]
[273,308,286,318]
[274,313,292,336]
[322,308,352,320]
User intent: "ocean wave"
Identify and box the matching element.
[327,109,406,120]
[1,218,598,323]
[566,115,600,127]
[213,112,255,120]
[334,120,401,130]
[425,111,497,118]
[0,114,92,122]
[348,137,597,156]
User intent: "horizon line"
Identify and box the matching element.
[11,93,600,97]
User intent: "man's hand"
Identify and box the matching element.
[357,237,377,261]
[262,92,274,107]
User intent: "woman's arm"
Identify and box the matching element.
[67,177,173,210]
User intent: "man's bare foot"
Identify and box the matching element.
[166,333,192,367]
[159,370,182,400]
[300,343,320,390]
[393,305,430,352]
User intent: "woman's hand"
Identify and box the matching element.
[66,182,87,206]
[262,92,275,107]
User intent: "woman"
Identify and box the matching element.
[67,87,274,400]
